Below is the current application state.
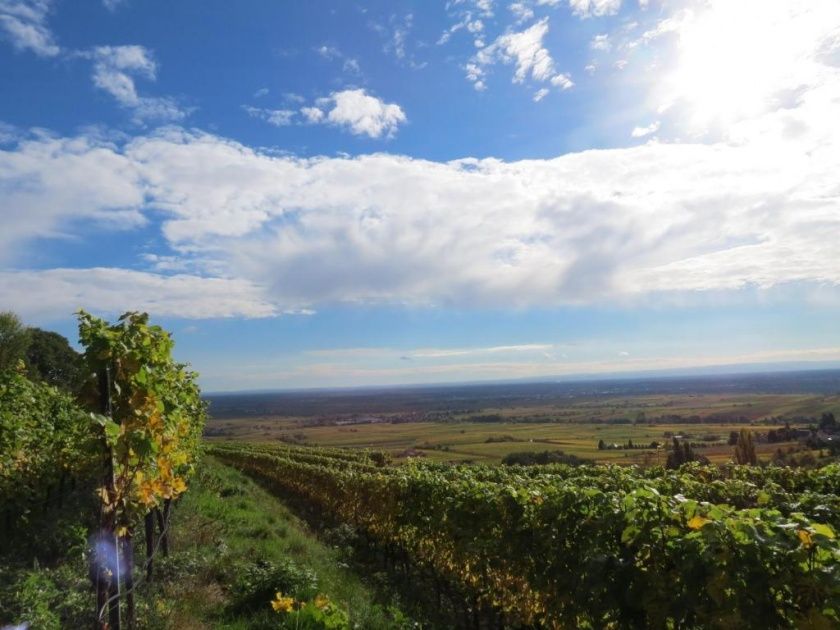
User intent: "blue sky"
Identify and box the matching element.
[2,0,840,390]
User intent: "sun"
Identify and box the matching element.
[660,1,832,134]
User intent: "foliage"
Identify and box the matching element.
[25,327,85,392]
[272,593,350,629]
[733,427,758,465]
[231,558,318,613]
[666,436,709,468]
[212,441,840,628]
[0,368,94,526]
[0,311,30,373]
[0,563,93,629]
[77,310,207,530]
[501,449,590,466]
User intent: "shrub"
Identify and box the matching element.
[230,558,318,613]
[502,450,590,466]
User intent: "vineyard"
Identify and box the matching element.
[211,441,840,629]
[1,312,207,629]
[3,310,840,628]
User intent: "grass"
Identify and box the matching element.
[0,456,411,629]
[152,455,410,629]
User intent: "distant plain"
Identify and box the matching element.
[206,372,840,464]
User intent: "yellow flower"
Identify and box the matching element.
[313,594,330,609]
[271,593,295,613]
[798,529,813,547]
[687,515,711,530]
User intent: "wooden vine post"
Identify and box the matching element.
[95,366,121,630]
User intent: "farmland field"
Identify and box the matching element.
[205,390,840,464]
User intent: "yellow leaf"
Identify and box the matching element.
[798,529,813,547]
[687,515,711,530]
[171,477,187,495]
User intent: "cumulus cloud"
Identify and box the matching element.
[5,95,839,317]
[90,45,186,122]
[0,0,59,56]
[0,268,278,319]
[0,132,145,263]
[303,89,406,138]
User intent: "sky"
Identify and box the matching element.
[2,0,840,391]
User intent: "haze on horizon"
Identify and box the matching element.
[2,0,840,391]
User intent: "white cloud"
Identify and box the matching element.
[207,344,840,389]
[568,0,622,18]
[467,19,484,33]
[243,106,296,127]
[0,132,145,264]
[631,121,659,137]
[470,18,574,93]
[590,33,611,51]
[551,73,573,89]
[90,45,186,122]
[496,18,556,82]
[378,13,413,61]
[533,87,549,101]
[301,89,406,138]
[0,0,59,56]
[315,44,362,76]
[509,2,534,23]
[410,344,555,359]
[465,62,487,90]
[253,87,269,98]
[343,58,361,75]
[0,268,278,319]
[300,106,325,124]
[316,44,341,60]
[0,120,19,143]
[4,5,840,321]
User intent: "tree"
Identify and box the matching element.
[598,439,606,450]
[819,412,837,431]
[0,312,30,372]
[25,328,84,391]
[733,429,757,465]
[666,437,709,468]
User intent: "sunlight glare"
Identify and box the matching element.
[664,1,834,133]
